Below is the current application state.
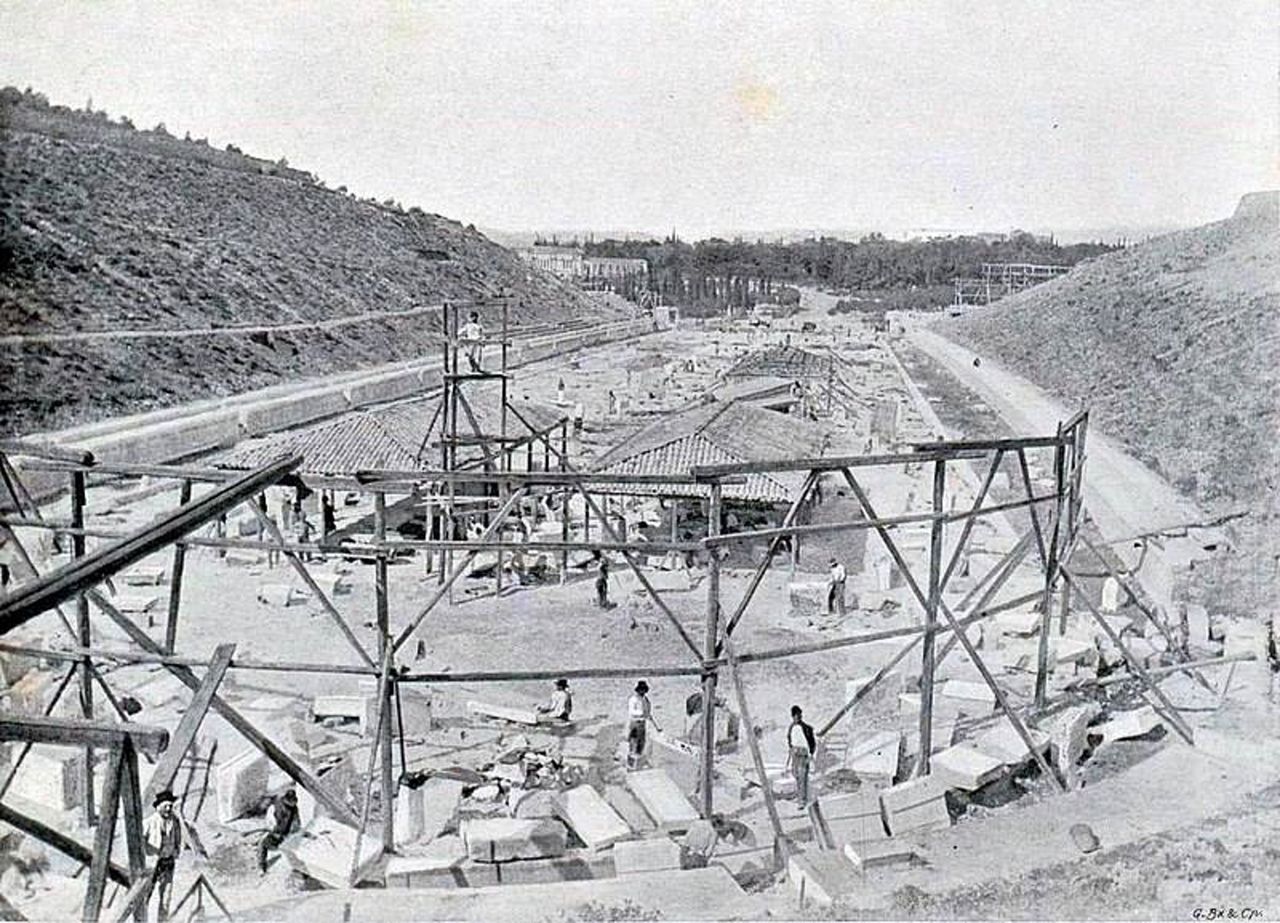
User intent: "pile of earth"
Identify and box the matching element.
[0,88,609,435]
[939,192,1280,616]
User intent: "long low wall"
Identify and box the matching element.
[11,316,655,494]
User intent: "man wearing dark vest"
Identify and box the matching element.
[787,705,817,807]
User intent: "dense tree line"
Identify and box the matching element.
[583,232,1117,315]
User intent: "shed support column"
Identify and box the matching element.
[1035,433,1066,709]
[70,470,95,827]
[701,483,722,817]
[916,459,945,777]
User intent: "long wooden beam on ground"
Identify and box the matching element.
[142,643,236,806]
[87,588,361,826]
[0,455,301,634]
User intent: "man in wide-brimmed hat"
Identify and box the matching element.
[537,678,573,722]
[627,681,661,770]
[144,789,205,920]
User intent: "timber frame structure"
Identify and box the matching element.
[0,404,1214,916]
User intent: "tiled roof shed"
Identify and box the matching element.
[724,345,835,381]
[591,400,835,502]
[214,384,565,477]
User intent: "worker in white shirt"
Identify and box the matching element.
[459,310,484,371]
[786,705,817,807]
[537,678,573,722]
[626,681,661,769]
[827,557,847,616]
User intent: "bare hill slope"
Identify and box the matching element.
[0,89,607,435]
[941,193,1279,608]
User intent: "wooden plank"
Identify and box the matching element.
[84,744,125,922]
[117,740,148,923]
[917,459,947,775]
[0,712,168,757]
[163,478,193,653]
[689,448,988,479]
[722,635,788,861]
[143,643,236,805]
[108,869,157,923]
[701,481,721,818]
[0,801,130,886]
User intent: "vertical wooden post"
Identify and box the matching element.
[670,498,679,545]
[916,459,946,776]
[164,479,192,653]
[700,483,722,817]
[118,739,147,923]
[373,493,394,851]
[84,744,124,922]
[723,635,788,866]
[375,552,394,853]
[1035,432,1067,708]
[559,422,569,580]
[70,470,95,827]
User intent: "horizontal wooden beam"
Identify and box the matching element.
[0,455,301,634]
[0,641,377,676]
[0,440,95,465]
[356,469,719,487]
[0,712,168,758]
[909,434,1065,452]
[688,448,988,479]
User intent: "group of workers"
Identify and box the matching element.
[532,677,818,804]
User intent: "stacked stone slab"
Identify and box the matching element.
[554,785,631,851]
[626,769,699,834]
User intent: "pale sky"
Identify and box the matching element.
[2,1,1277,239]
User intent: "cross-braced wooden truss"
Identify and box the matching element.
[0,402,1218,917]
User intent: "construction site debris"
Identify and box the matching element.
[880,774,952,837]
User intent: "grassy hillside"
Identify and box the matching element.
[0,88,609,435]
[940,193,1279,611]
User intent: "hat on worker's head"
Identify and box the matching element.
[635,680,649,694]
[153,790,177,808]
[555,678,569,690]
[282,790,298,804]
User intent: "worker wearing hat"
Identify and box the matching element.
[827,556,847,616]
[144,790,206,920]
[627,681,661,770]
[258,788,301,874]
[536,678,573,722]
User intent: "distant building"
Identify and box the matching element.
[517,246,649,286]
[518,245,584,278]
